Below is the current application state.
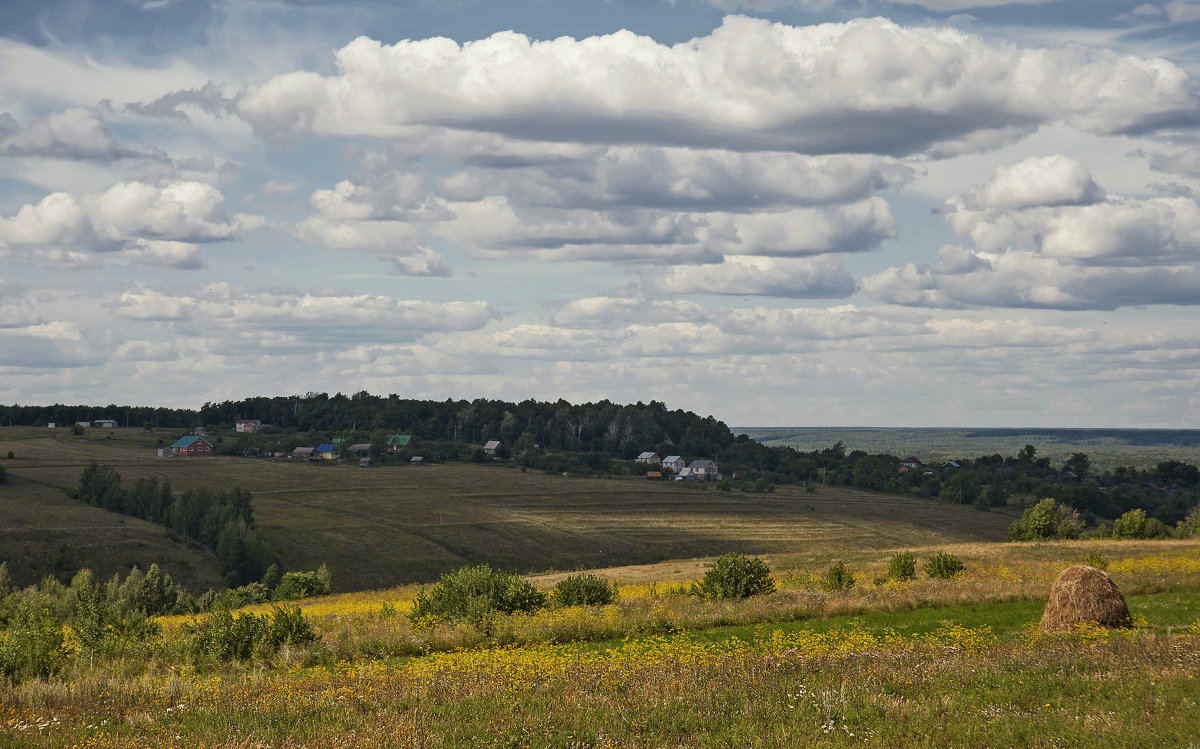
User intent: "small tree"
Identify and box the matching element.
[924,551,965,579]
[693,553,775,600]
[409,565,547,630]
[822,561,855,591]
[1007,498,1082,541]
[1112,509,1148,539]
[886,551,916,582]
[553,573,618,607]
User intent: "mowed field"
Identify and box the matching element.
[0,426,1014,591]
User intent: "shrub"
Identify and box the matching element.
[184,605,316,663]
[822,561,855,591]
[1112,508,1148,539]
[693,553,775,600]
[886,551,916,582]
[1085,552,1110,570]
[0,599,67,683]
[553,573,618,607]
[409,565,548,630]
[272,565,333,601]
[1007,498,1082,541]
[924,552,965,579]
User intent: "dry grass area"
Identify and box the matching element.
[4,425,1013,591]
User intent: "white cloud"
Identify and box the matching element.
[0,108,147,161]
[959,155,1105,211]
[436,196,894,264]
[437,147,915,210]
[0,180,247,267]
[866,155,1200,309]
[239,17,1199,155]
[111,284,497,343]
[642,254,857,297]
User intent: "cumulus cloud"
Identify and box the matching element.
[642,255,857,297]
[0,108,151,161]
[436,196,894,264]
[865,155,1200,309]
[955,155,1105,211]
[437,148,915,210]
[238,17,1199,155]
[111,284,496,343]
[0,180,253,268]
[1144,146,1200,178]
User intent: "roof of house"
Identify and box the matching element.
[483,440,501,450]
[293,446,315,455]
[386,434,412,446]
[347,443,371,452]
[237,419,260,424]
[172,435,204,448]
[410,456,425,463]
[688,459,715,468]
[663,455,683,463]
[315,443,336,453]
[637,451,659,460]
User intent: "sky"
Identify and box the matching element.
[1,0,1199,428]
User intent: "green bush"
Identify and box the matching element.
[1084,552,1110,570]
[184,605,316,663]
[821,561,855,591]
[924,552,965,579]
[409,564,548,630]
[886,551,916,582]
[0,599,67,683]
[553,573,618,607]
[1112,508,1148,539]
[1007,498,1082,541]
[693,553,776,600]
[272,564,333,601]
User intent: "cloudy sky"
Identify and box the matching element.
[2,0,1199,428]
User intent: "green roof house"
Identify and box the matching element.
[386,434,413,453]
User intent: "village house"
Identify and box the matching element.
[171,435,213,457]
[636,451,662,465]
[236,419,263,433]
[292,446,315,460]
[901,456,923,471]
[95,419,118,428]
[315,443,338,461]
[483,440,502,456]
[687,459,720,481]
[385,434,413,453]
[662,455,686,473]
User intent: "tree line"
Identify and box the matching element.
[74,463,273,586]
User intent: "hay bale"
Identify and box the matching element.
[1039,565,1133,633]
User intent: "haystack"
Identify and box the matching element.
[1039,565,1132,633]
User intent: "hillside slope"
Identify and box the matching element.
[0,426,1013,591]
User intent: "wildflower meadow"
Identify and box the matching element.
[3,541,1199,747]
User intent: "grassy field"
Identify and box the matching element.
[739,426,1200,471]
[2,541,1199,748]
[0,426,1014,592]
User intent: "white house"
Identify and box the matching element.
[95,419,118,428]
[236,419,263,433]
[635,452,661,464]
[483,440,502,455]
[662,455,686,472]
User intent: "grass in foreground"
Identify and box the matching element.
[3,541,1200,747]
